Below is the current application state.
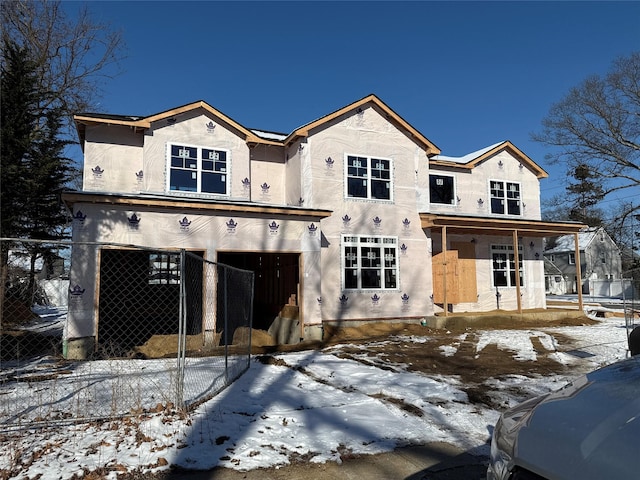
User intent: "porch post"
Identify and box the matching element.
[513,230,522,313]
[442,226,448,317]
[574,232,584,311]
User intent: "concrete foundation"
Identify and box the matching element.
[63,336,95,360]
[425,309,587,330]
[268,316,301,344]
[303,323,324,342]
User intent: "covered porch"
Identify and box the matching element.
[421,214,586,316]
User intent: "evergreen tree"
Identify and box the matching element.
[23,105,74,296]
[566,164,605,227]
[1,41,75,316]
[1,41,39,242]
[1,41,41,319]
[25,105,74,240]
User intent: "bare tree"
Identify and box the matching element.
[1,1,124,320]
[533,51,640,221]
[1,0,125,133]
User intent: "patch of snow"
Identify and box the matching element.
[0,313,631,478]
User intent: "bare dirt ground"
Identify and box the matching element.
[147,311,601,480]
[315,312,598,411]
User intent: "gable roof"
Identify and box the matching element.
[77,96,542,165]
[284,94,441,156]
[430,140,548,179]
[544,227,612,253]
[75,95,441,155]
[544,256,564,275]
[74,100,284,149]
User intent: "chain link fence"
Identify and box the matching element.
[622,278,640,348]
[0,239,254,429]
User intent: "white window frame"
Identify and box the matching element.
[166,143,230,195]
[344,154,393,202]
[489,180,521,216]
[568,253,576,265]
[342,235,399,290]
[491,244,524,288]
[429,173,457,205]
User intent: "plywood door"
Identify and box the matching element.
[451,241,477,303]
[432,250,459,304]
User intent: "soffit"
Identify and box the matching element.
[420,213,585,238]
[62,192,332,219]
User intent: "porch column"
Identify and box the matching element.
[442,226,448,317]
[574,232,584,311]
[513,230,522,313]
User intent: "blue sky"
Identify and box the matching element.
[68,1,640,209]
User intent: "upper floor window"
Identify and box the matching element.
[168,143,228,195]
[568,253,576,264]
[491,244,524,287]
[343,235,398,290]
[345,155,392,201]
[429,174,456,205]
[490,180,521,215]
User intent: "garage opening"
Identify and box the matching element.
[217,252,299,331]
[97,249,204,354]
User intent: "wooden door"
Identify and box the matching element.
[451,241,477,303]
[432,242,477,305]
[432,250,459,304]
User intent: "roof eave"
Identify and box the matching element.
[284,94,441,156]
[74,101,285,149]
[62,191,333,219]
[429,141,549,179]
[420,213,586,237]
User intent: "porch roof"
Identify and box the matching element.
[62,191,333,219]
[420,213,586,237]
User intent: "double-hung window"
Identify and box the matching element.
[346,155,392,201]
[491,244,524,287]
[429,174,456,205]
[168,143,228,195]
[490,180,521,215]
[343,235,398,290]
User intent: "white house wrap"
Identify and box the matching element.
[63,94,585,358]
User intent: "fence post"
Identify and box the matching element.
[176,249,187,410]
[247,271,255,365]
[224,265,229,383]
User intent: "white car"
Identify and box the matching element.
[487,355,640,480]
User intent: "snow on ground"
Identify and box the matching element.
[0,308,631,479]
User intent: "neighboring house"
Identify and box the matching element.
[62,94,585,357]
[544,227,622,294]
[544,256,567,295]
